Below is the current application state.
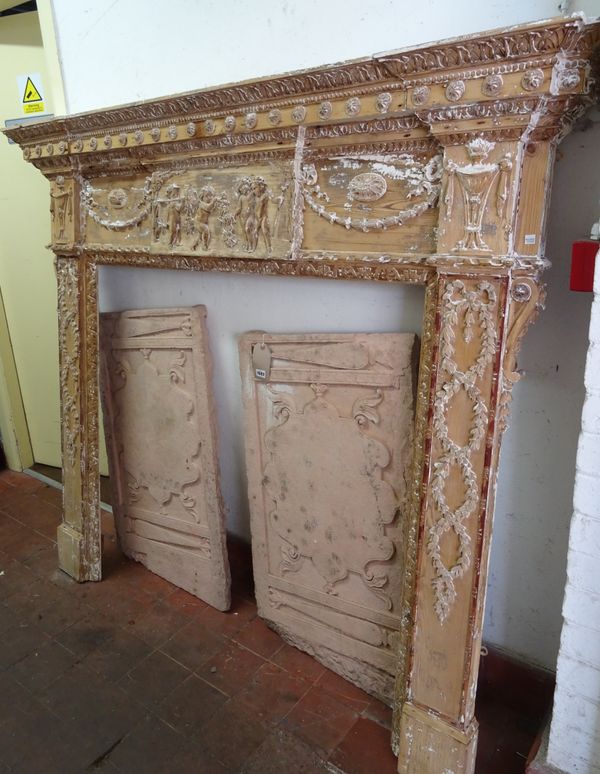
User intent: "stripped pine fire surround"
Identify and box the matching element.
[5,16,599,773]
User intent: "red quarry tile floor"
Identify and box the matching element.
[0,470,550,772]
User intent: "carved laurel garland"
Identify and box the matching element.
[82,172,173,230]
[300,154,442,232]
[428,279,498,623]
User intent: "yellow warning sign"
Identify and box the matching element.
[23,77,42,103]
[21,76,44,115]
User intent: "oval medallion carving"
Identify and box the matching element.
[412,85,430,106]
[445,79,465,102]
[348,172,388,202]
[522,68,544,91]
[108,188,128,209]
[291,105,307,123]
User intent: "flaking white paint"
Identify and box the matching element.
[49,0,600,671]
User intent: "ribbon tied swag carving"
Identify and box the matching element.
[5,16,599,774]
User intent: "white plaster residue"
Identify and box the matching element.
[51,0,600,678]
[371,162,415,180]
[332,158,362,170]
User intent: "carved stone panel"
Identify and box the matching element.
[100,306,230,610]
[239,332,417,702]
[300,152,441,257]
[84,163,294,259]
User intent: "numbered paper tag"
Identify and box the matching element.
[252,342,272,380]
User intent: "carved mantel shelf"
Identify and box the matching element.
[5,16,599,774]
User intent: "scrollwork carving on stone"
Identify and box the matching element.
[263,381,396,607]
[428,279,498,623]
[111,347,202,512]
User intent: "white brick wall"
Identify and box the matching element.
[547,248,600,774]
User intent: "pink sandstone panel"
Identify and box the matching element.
[239,332,417,702]
[100,306,230,611]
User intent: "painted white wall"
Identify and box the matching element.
[50,0,600,115]
[99,270,425,545]
[50,0,600,669]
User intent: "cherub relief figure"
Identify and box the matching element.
[253,176,272,252]
[152,196,164,242]
[234,175,272,252]
[234,177,255,252]
[165,183,182,247]
[181,186,199,241]
[273,179,291,239]
[50,176,72,242]
[194,186,217,251]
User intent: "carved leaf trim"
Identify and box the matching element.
[427,280,498,623]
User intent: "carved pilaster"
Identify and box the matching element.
[395,271,510,772]
[50,175,79,248]
[56,255,100,581]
